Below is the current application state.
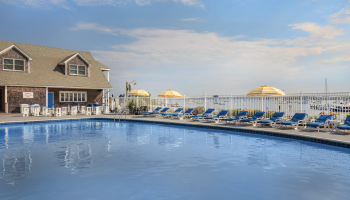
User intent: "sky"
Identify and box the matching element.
[1,0,350,96]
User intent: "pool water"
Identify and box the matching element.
[1,121,350,200]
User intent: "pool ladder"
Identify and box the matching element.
[114,110,127,124]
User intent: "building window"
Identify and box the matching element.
[3,59,25,71]
[69,65,86,75]
[60,91,87,102]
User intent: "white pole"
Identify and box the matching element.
[4,85,8,113]
[204,94,207,111]
[183,95,186,112]
[300,92,302,113]
[230,94,232,118]
[46,87,48,107]
[261,96,263,111]
[149,96,152,111]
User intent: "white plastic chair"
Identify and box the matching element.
[55,107,62,117]
[93,106,101,115]
[70,106,77,115]
[104,105,110,114]
[22,107,29,117]
[43,107,52,117]
[61,107,67,115]
[86,107,92,115]
[80,105,86,114]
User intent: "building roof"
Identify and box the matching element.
[0,40,112,89]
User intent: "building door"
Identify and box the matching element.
[48,92,54,108]
[0,88,3,111]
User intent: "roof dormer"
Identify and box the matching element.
[59,53,91,77]
[0,44,32,73]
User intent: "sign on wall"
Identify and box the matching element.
[23,92,33,98]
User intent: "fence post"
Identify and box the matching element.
[230,94,232,118]
[300,92,302,113]
[183,95,186,113]
[204,94,207,111]
[149,96,152,111]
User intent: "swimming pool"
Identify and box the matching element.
[1,120,350,200]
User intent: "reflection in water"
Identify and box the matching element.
[0,121,350,200]
[0,150,32,185]
[55,143,93,174]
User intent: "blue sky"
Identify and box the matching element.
[1,0,350,96]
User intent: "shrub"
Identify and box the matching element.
[193,106,205,115]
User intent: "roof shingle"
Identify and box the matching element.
[0,40,112,89]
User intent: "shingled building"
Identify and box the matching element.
[0,40,112,113]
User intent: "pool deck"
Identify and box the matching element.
[0,113,350,146]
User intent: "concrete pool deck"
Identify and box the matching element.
[1,113,350,147]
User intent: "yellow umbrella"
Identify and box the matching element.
[158,90,182,98]
[128,89,150,96]
[247,85,285,96]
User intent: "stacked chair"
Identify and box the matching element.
[172,108,194,120]
[203,110,229,123]
[192,109,215,121]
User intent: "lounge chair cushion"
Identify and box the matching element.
[306,122,325,128]
[337,125,350,130]
[240,118,255,123]
[259,119,274,124]
[281,121,297,125]
[224,111,248,121]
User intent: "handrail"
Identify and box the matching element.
[114,109,128,124]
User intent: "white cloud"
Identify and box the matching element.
[173,0,204,8]
[0,0,204,8]
[69,22,350,94]
[0,0,71,9]
[330,7,350,24]
[289,23,344,39]
[71,23,120,35]
[182,18,199,22]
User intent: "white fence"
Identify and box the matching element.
[110,92,350,121]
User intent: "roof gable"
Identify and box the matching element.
[59,53,91,67]
[0,44,32,60]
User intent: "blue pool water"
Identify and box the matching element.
[1,120,350,200]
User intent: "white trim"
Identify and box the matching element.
[0,84,112,89]
[59,91,87,102]
[59,53,91,67]
[0,45,33,60]
[4,85,7,113]
[100,68,110,71]
[46,87,48,107]
[69,64,86,76]
[3,58,25,71]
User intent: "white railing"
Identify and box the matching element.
[110,92,350,121]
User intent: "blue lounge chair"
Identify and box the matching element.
[258,112,285,127]
[224,111,248,124]
[142,107,161,116]
[150,107,169,117]
[279,113,307,130]
[240,112,265,126]
[162,108,183,118]
[306,115,334,132]
[337,115,350,134]
[172,108,194,120]
[203,110,229,123]
[192,109,215,121]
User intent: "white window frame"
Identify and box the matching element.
[59,91,87,102]
[69,64,86,76]
[3,58,25,71]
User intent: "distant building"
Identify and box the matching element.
[0,40,112,113]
